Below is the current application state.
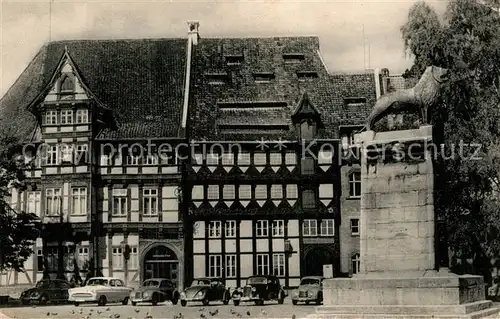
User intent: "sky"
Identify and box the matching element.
[0,0,448,98]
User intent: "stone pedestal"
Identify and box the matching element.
[308,126,498,319]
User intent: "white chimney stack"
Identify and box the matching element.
[187,21,200,45]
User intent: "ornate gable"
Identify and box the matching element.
[291,92,322,125]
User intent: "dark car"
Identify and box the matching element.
[179,278,231,306]
[20,279,71,305]
[130,278,180,306]
[232,275,286,306]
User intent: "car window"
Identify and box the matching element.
[87,279,108,286]
[115,280,124,287]
[160,280,170,288]
[36,280,50,288]
[144,280,160,287]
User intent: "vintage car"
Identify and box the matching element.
[68,277,133,306]
[20,279,71,305]
[130,278,180,306]
[179,278,231,306]
[291,276,324,305]
[231,275,286,306]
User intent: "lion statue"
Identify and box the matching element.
[365,65,449,131]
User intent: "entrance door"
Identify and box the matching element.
[143,246,179,288]
[304,247,334,277]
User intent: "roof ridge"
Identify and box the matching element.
[45,38,188,45]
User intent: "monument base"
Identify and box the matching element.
[306,271,499,319]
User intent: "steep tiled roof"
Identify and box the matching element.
[1,38,188,140]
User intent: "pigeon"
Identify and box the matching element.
[71,310,75,314]
[32,305,36,308]
[230,308,236,315]
[145,313,153,319]
[291,315,296,319]
[46,312,50,316]
[113,315,121,319]
[97,310,102,315]
[106,308,111,311]
[209,309,218,316]
[198,308,205,312]
[200,314,206,318]
[260,309,267,316]
[246,310,251,316]
[178,313,184,319]
[135,309,140,313]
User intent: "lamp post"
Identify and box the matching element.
[121,241,131,285]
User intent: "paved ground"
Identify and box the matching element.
[0,299,315,319]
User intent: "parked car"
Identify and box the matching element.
[130,278,180,306]
[231,275,286,306]
[20,279,71,305]
[291,276,323,305]
[68,277,132,306]
[179,278,231,306]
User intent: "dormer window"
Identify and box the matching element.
[206,73,228,85]
[297,71,318,81]
[225,55,244,65]
[344,97,367,107]
[253,72,275,83]
[283,53,305,63]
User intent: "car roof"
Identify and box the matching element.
[194,277,221,281]
[88,277,120,280]
[301,276,323,280]
[144,278,171,281]
[248,275,276,279]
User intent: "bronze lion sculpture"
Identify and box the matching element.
[365,65,449,131]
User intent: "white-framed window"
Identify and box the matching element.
[286,184,298,199]
[27,191,41,217]
[269,152,282,166]
[127,155,139,166]
[206,153,219,166]
[318,149,333,164]
[256,254,269,275]
[225,255,237,278]
[256,220,268,237]
[225,220,236,238]
[239,185,252,200]
[112,189,128,216]
[349,172,361,198]
[60,110,73,124]
[253,153,267,166]
[221,153,234,166]
[47,145,59,165]
[63,246,75,271]
[143,188,158,216]
[270,185,283,199]
[193,153,203,165]
[45,188,62,216]
[303,219,317,236]
[207,185,220,200]
[285,152,297,165]
[129,247,138,269]
[60,145,73,163]
[255,185,267,200]
[351,219,360,235]
[209,255,222,277]
[75,144,88,165]
[112,247,123,269]
[272,220,284,237]
[77,247,89,269]
[237,152,251,165]
[209,221,222,238]
[272,253,285,276]
[223,185,235,200]
[47,247,58,271]
[37,249,44,271]
[45,110,58,125]
[320,219,335,236]
[76,109,89,123]
[351,253,360,274]
[72,187,87,215]
[145,155,158,165]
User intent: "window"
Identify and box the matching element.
[75,145,88,165]
[297,71,319,80]
[226,255,237,278]
[269,153,282,165]
[303,219,317,236]
[223,185,235,200]
[76,109,89,123]
[37,249,44,271]
[225,220,236,238]
[256,220,268,237]
[112,189,128,217]
[145,155,157,165]
[272,254,285,276]
[256,254,269,275]
[193,153,203,166]
[60,145,73,163]
[302,189,316,209]
[286,184,298,199]
[77,247,89,269]
[47,145,59,165]
[209,255,222,277]
[45,111,58,125]
[238,152,251,165]
[143,188,158,216]
[270,185,283,199]
[47,247,58,271]
[351,219,360,235]
[318,150,333,164]
[253,72,275,83]
[72,187,87,215]
[27,191,41,217]
[127,155,139,166]
[209,221,222,238]
[129,247,138,269]
[285,152,296,165]
[45,188,62,216]
[206,153,219,166]
[239,185,251,200]
[63,246,75,270]
[61,110,73,124]
[221,153,234,166]
[225,55,244,65]
[301,157,315,175]
[283,53,305,62]
[320,219,335,236]
[112,247,123,269]
[207,185,220,200]
[272,220,284,237]
[351,253,361,275]
[206,73,228,85]
[349,172,361,198]
[253,153,267,166]
[255,185,267,200]
[60,74,75,92]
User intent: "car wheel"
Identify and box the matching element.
[98,295,107,307]
[131,301,137,306]
[39,294,48,305]
[74,302,80,307]
[233,300,240,306]
[292,300,298,305]
[122,297,129,305]
[202,297,209,306]
[181,300,187,307]
[152,294,158,306]
[278,291,284,305]
[171,293,179,305]
[305,301,310,305]
[316,292,322,305]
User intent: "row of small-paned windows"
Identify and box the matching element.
[100,154,176,166]
[110,188,163,217]
[207,220,285,238]
[194,184,299,201]
[45,144,88,165]
[44,109,89,125]
[42,187,87,216]
[257,253,286,276]
[349,172,361,198]
[302,219,335,236]
[192,152,301,166]
[36,246,91,272]
[207,253,285,277]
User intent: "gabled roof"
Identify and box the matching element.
[291,92,322,124]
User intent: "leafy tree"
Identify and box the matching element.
[401,0,500,281]
[0,127,40,272]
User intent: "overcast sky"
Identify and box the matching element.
[0,0,447,98]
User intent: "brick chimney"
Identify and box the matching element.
[187,21,200,45]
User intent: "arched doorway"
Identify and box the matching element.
[143,245,179,288]
[304,247,335,277]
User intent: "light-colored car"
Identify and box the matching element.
[68,277,133,306]
[291,276,323,305]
